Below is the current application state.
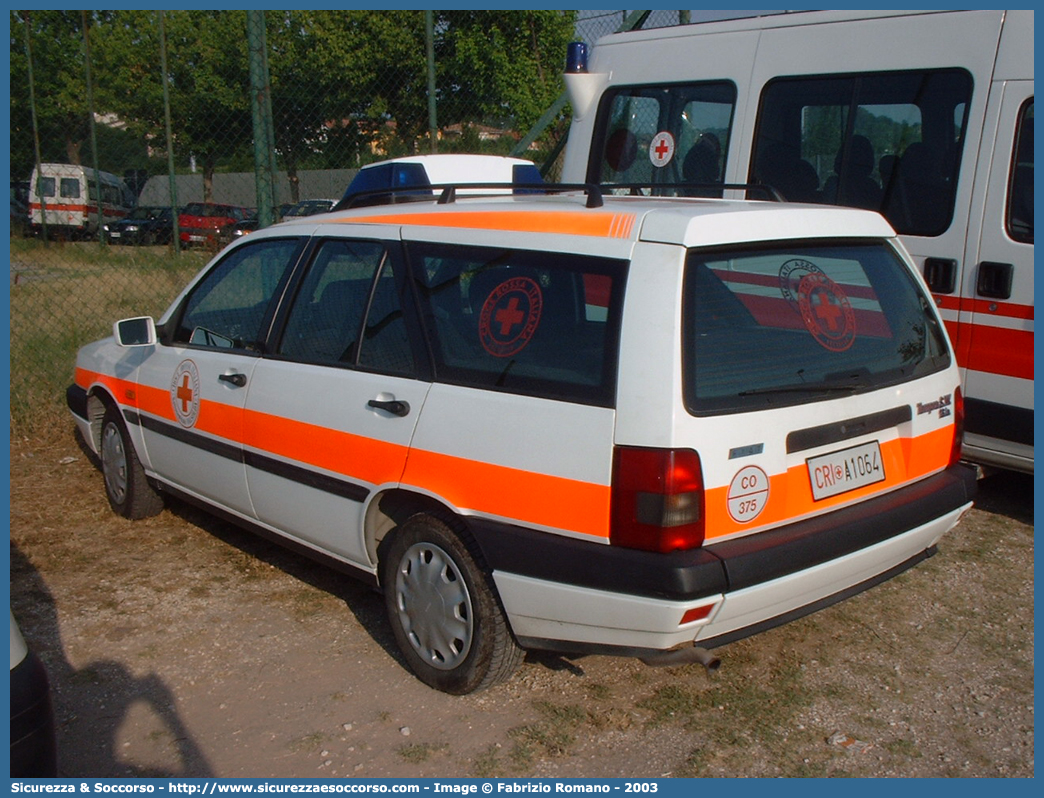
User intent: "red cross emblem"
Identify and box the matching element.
[170,360,201,427]
[478,277,543,358]
[797,272,856,352]
[649,132,675,168]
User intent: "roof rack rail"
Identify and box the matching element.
[600,183,785,202]
[334,182,606,211]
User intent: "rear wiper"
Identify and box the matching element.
[739,381,862,397]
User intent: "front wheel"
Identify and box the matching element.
[381,514,523,694]
[100,405,164,519]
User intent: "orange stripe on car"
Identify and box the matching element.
[334,210,638,239]
[703,425,956,542]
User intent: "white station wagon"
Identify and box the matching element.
[68,184,976,693]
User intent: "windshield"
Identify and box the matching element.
[683,240,950,414]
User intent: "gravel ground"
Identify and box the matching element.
[9,430,1034,779]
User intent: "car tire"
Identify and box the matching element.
[100,404,164,519]
[381,513,524,694]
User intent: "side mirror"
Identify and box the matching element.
[114,316,157,347]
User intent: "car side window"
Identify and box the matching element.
[409,241,626,406]
[278,239,414,374]
[172,238,303,351]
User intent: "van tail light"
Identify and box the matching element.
[610,446,705,553]
[949,386,965,467]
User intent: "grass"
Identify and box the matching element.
[9,238,207,437]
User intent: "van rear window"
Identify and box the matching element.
[683,240,950,414]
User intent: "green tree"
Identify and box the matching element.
[10,11,96,171]
[438,11,577,142]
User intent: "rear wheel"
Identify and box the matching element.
[100,405,164,519]
[381,514,523,694]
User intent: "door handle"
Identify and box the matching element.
[976,261,1014,300]
[218,372,247,388]
[367,398,410,417]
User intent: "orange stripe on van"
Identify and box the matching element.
[335,210,638,239]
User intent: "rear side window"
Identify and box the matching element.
[1008,99,1033,244]
[683,240,950,414]
[751,69,973,236]
[408,242,626,406]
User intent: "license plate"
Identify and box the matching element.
[110,232,121,238]
[190,235,205,242]
[807,440,885,501]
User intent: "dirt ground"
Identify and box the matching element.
[9,429,1034,779]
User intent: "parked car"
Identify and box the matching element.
[102,206,175,246]
[68,182,975,694]
[10,611,58,777]
[337,154,543,209]
[178,202,250,248]
[283,198,336,218]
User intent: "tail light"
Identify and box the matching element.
[610,446,705,552]
[949,386,965,467]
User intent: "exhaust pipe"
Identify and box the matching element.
[639,644,721,672]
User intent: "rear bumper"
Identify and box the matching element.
[476,464,976,653]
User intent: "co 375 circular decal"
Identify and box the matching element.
[727,465,769,524]
[478,277,543,358]
[170,359,201,428]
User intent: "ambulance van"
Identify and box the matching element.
[68,184,976,693]
[29,163,135,239]
[561,9,1033,473]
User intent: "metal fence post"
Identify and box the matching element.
[158,11,181,254]
[248,10,277,228]
[82,11,105,243]
[21,12,48,244]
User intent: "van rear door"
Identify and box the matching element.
[960,83,1034,471]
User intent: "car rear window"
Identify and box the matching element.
[683,239,950,414]
[408,241,627,406]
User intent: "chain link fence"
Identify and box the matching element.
[8,9,690,436]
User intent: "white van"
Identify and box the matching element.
[561,9,1033,473]
[68,183,976,693]
[28,162,135,239]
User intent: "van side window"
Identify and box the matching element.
[752,69,973,236]
[1008,99,1033,244]
[173,238,304,352]
[60,178,80,199]
[409,242,626,407]
[591,81,736,194]
[278,239,414,375]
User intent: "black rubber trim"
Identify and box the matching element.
[132,411,244,463]
[129,411,370,503]
[965,398,1033,446]
[787,405,912,454]
[66,383,89,421]
[469,518,728,601]
[470,464,976,603]
[709,464,975,592]
[243,450,369,503]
